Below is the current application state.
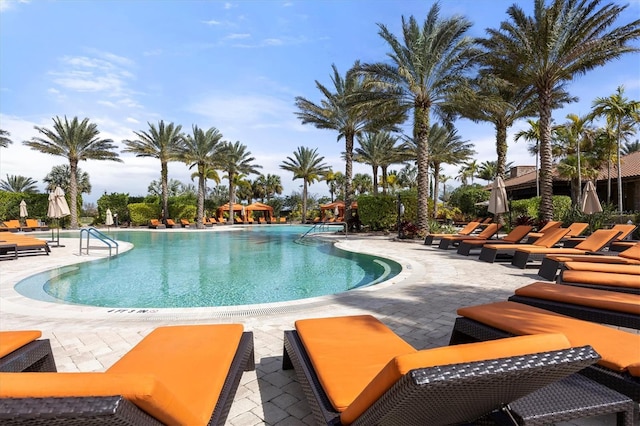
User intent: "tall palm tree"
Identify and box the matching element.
[265,174,283,201]
[280,146,329,223]
[482,0,640,221]
[358,3,478,234]
[0,129,12,148]
[514,119,542,197]
[123,120,184,223]
[324,169,338,202]
[220,141,261,224]
[24,116,121,228]
[43,164,92,195]
[590,86,640,212]
[295,64,403,223]
[354,131,400,195]
[555,114,593,204]
[0,174,38,193]
[178,125,224,228]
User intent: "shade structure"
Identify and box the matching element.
[246,202,274,221]
[488,176,509,215]
[105,208,114,226]
[581,181,602,214]
[47,186,71,219]
[19,200,28,218]
[319,201,358,221]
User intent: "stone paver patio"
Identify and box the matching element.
[0,228,636,425]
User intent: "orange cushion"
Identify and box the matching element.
[620,243,640,261]
[0,330,42,357]
[515,282,640,315]
[25,219,39,228]
[545,254,640,265]
[107,324,243,425]
[0,372,199,425]
[561,271,640,290]
[564,262,640,275]
[457,301,640,375]
[295,315,416,412]
[516,247,586,255]
[340,333,571,425]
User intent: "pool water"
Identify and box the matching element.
[15,226,401,308]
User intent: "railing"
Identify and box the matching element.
[298,221,347,241]
[79,227,119,257]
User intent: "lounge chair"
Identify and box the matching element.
[537,242,640,281]
[450,300,640,402]
[610,240,639,252]
[478,227,570,263]
[423,221,481,245]
[279,217,286,223]
[510,228,621,269]
[0,324,255,426]
[1,220,22,233]
[563,223,637,248]
[25,219,49,231]
[0,234,50,257]
[557,269,640,294]
[507,281,640,329]
[148,219,166,229]
[456,225,533,255]
[282,315,610,425]
[0,331,56,372]
[180,218,191,227]
[437,223,501,250]
[165,218,177,228]
[524,220,563,243]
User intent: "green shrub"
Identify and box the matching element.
[128,203,161,226]
[448,185,489,216]
[0,192,51,222]
[357,194,396,231]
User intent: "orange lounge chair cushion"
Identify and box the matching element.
[0,330,42,357]
[442,224,500,241]
[485,228,569,250]
[2,220,20,229]
[619,243,640,261]
[25,219,40,228]
[106,324,244,425]
[515,282,640,315]
[340,333,571,425]
[427,222,480,238]
[295,315,416,413]
[0,372,199,425]
[545,254,640,265]
[457,301,640,375]
[564,262,640,275]
[561,271,640,290]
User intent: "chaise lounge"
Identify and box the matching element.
[282,314,619,425]
[507,281,640,329]
[557,268,640,294]
[510,228,621,269]
[450,300,640,402]
[523,220,562,243]
[0,324,255,426]
[436,223,501,250]
[423,221,481,245]
[456,225,533,255]
[561,223,637,248]
[479,227,570,263]
[148,219,166,229]
[0,331,56,372]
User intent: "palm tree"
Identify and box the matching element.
[265,174,283,201]
[0,129,12,148]
[220,141,261,224]
[295,64,403,224]
[477,160,514,184]
[324,169,338,202]
[354,131,401,195]
[178,125,224,228]
[482,0,640,220]
[280,146,329,223]
[590,86,640,212]
[514,119,542,197]
[123,120,184,223]
[457,159,478,186]
[555,114,593,204]
[43,164,92,195]
[24,116,121,228]
[352,173,373,196]
[621,140,640,155]
[0,174,38,193]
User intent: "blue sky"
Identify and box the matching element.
[1,0,639,204]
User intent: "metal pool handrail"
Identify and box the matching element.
[79,227,119,257]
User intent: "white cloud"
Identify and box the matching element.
[225,33,250,40]
[0,0,29,13]
[202,19,221,26]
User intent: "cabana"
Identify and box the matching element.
[319,201,357,222]
[216,203,245,223]
[246,202,274,222]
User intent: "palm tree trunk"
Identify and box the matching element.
[197,166,205,229]
[538,89,554,222]
[161,161,169,223]
[302,180,308,223]
[372,165,379,195]
[228,172,235,224]
[381,166,388,195]
[69,159,79,229]
[496,121,508,178]
[616,121,623,213]
[344,133,354,222]
[432,164,440,218]
[415,101,430,233]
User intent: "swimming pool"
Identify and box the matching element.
[15,226,401,308]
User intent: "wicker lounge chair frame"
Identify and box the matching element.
[281,329,624,426]
[449,317,640,403]
[507,287,640,330]
[0,339,56,373]
[0,331,254,426]
[510,229,621,269]
[479,227,570,263]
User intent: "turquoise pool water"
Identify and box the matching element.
[15,226,401,308]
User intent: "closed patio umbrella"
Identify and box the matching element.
[47,186,71,247]
[19,200,28,218]
[581,181,602,214]
[105,208,114,229]
[488,176,509,215]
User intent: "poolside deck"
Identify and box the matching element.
[0,229,636,425]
